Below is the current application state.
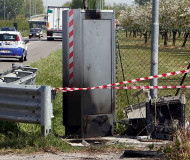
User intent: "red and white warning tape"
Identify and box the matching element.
[55,86,190,92]
[54,69,190,92]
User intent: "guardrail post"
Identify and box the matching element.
[40,86,53,136]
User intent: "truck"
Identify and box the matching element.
[46,6,69,41]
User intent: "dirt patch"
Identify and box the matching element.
[0,136,168,160]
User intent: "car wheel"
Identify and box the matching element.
[47,38,54,41]
[24,51,27,61]
[19,56,24,62]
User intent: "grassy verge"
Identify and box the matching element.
[20,29,30,37]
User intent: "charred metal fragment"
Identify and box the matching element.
[122,150,164,158]
[85,10,101,19]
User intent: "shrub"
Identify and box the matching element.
[163,128,190,160]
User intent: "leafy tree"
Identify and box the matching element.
[0,0,25,20]
[88,0,96,9]
[70,0,83,9]
[134,0,151,6]
[62,1,72,8]
[118,0,190,46]
[0,0,44,20]
[105,2,127,18]
[159,0,190,46]
[113,3,128,10]
[70,0,105,9]
[35,0,44,14]
[24,0,44,17]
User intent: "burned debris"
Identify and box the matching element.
[118,89,187,140]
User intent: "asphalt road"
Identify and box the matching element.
[0,35,62,73]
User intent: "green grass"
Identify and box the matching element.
[20,29,30,37]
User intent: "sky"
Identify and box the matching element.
[43,0,134,9]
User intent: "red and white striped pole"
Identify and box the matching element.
[69,9,74,87]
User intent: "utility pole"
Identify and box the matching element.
[30,0,31,20]
[33,0,35,15]
[150,0,159,99]
[96,0,102,9]
[4,0,6,20]
[8,12,10,20]
[35,0,37,15]
[83,0,88,10]
[15,8,17,21]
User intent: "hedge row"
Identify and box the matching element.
[0,19,29,31]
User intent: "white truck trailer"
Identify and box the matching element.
[46,6,69,41]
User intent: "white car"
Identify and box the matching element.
[0,31,29,62]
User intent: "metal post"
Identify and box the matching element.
[62,10,69,126]
[33,0,35,15]
[15,8,17,21]
[3,0,5,20]
[83,0,88,9]
[8,12,10,20]
[29,0,31,20]
[40,86,53,136]
[35,0,36,15]
[96,0,100,9]
[150,0,159,99]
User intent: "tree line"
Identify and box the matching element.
[118,0,190,47]
[0,0,44,20]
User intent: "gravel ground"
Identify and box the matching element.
[0,136,167,160]
[0,152,163,160]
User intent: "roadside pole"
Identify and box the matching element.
[150,0,159,99]
[30,0,31,20]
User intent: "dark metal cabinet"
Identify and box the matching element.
[63,9,115,138]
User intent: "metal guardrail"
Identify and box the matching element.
[0,64,38,85]
[0,84,54,136]
[30,14,46,18]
